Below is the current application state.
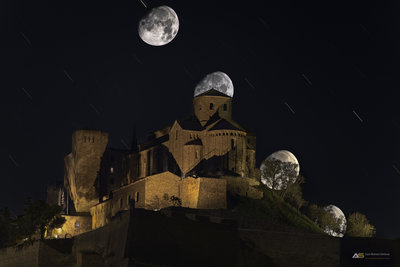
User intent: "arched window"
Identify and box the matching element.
[209,103,214,110]
[195,150,199,159]
[135,192,140,202]
[223,104,227,111]
[231,139,235,149]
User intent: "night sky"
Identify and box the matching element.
[1,0,398,239]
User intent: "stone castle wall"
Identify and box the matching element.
[48,215,92,239]
[91,172,227,229]
[222,176,263,199]
[0,240,74,267]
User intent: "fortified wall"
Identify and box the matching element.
[91,171,227,229]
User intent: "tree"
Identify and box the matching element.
[16,198,66,241]
[279,174,307,210]
[346,212,376,237]
[261,158,299,190]
[170,195,182,207]
[0,207,17,248]
[306,204,343,236]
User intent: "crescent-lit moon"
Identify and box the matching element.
[138,6,179,46]
[260,150,300,190]
[194,71,234,97]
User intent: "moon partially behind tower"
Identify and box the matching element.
[138,6,179,46]
[194,72,234,97]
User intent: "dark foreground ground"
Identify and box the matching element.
[0,208,399,266]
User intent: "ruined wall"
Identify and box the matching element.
[48,215,92,239]
[66,130,108,212]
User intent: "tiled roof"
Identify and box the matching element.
[196,88,231,97]
[178,115,203,131]
[209,119,245,131]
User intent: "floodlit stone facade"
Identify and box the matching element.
[62,88,260,232]
[47,215,92,239]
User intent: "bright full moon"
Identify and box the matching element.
[138,6,179,46]
[194,72,234,97]
[323,205,347,237]
[260,150,300,190]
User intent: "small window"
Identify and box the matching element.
[190,133,193,139]
[110,167,114,174]
[92,136,95,143]
[176,130,178,140]
[223,104,227,111]
[75,221,80,228]
[135,192,140,202]
[120,198,123,208]
[195,150,199,159]
[231,139,234,149]
[163,193,169,201]
[209,103,214,110]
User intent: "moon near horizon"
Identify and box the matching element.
[138,6,179,46]
[323,205,347,237]
[194,72,234,97]
[260,150,300,190]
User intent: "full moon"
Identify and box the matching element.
[323,205,347,237]
[194,72,234,97]
[138,6,179,46]
[260,150,300,190]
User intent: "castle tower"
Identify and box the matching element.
[193,89,232,126]
[64,130,108,212]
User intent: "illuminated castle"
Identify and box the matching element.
[54,88,262,236]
